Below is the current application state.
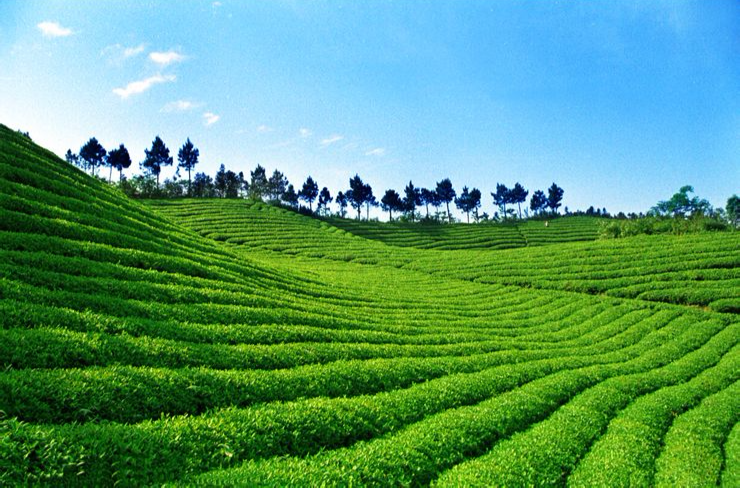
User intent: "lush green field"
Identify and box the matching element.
[1,124,738,486]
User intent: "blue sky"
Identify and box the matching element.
[1,0,737,217]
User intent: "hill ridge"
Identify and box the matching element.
[0,123,738,486]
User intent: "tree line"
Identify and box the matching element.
[65,135,573,222]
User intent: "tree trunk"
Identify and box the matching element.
[119,169,123,182]
[188,169,192,196]
[425,203,429,218]
[157,172,160,190]
[518,202,522,219]
[446,202,451,223]
[388,210,392,221]
[466,211,469,223]
[109,165,113,182]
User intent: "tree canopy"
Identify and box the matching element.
[727,195,739,228]
[651,185,711,218]
[491,183,510,218]
[318,187,333,216]
[107,144,131,182]
[177,139,199,194]
[335,191,348,218]
[298,176,319,211]
[79,137,106,176]
[509,182,529,219]
[530,190,548,215]
[267,170,288,202]
[455,186,481,223]
[547,183,564,214]
[141,136,172,189]
[435,178,456,223]
[403,181,421,221]
[248,165,269,200]
[347,175,369,220]
[381,189,404,221]
[281,184,299,208]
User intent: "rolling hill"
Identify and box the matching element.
[1,124,738,486]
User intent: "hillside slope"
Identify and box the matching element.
[152,198,740,312]
[1,125,738,486]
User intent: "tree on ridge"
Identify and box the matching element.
[267,170,288,202]
[177,139,199,196]
[381,189,403,221]
[419,188,435,219]
[335,191,348,218]
[347,174,367,220]
[491,183,510,219]
[79,137,106,177]
[509,182,529,219]
[298,176,319,211]
[547,183,564,215]
[107,144,132,182]
[403,181,421,221]
[318,187,333,216]
[141,136,172,189]
[248,165,269,201]
[435,178,456,223]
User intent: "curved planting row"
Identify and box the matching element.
[156,197,739,312]
[0,124,737,486]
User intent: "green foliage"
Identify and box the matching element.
[0,124,737,486]
[599,214,729,239]
[727,194,740,228]
[79,137,106,176]
[140,136,173,188]
[547,182,564,214]
[651,185,711,217]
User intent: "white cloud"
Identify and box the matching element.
[101,43,146,64]
[204,112,220,126]
[365,148,386,157]
[321,134,344,146]
[112,74,175,99]
[257,124,273,133]
[299,128,312,138]
[37,21,73,38]
[123,44,146,58]
[161,100,200,112]
[212,1,223,7]
[149,50,186,66]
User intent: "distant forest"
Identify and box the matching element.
[64,134,738,228]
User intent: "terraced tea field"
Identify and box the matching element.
[1,124,739,486]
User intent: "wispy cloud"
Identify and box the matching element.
[321,134,344,146]
[149,50,186,66]
[113,74,175,99]
[123,44,146,58]
[212,1,223,7]
[203,112,220,126]
[299,128,312,138]
[365,147,386,157]
[101,43,146,64]
[257,124,273,133]
[268,139,296,150]
[37,21,73,38]
[161,100,201,112]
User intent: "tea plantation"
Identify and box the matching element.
[1,124,738,486]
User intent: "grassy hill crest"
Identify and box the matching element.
[1,124,738,486]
